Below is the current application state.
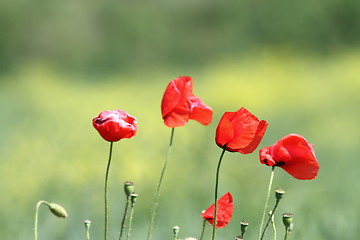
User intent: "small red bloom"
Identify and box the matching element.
[93,110,137,142]
[215,107,268,154]
[161,76,213,127]
[201,192,234,228]
[259,134,319,180]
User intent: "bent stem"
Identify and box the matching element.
[104,141,114,240]
[199,219,206,240]
[34,200,51,240]
[258,166,275,240]
[147,128,175,240]
[211,147,227,240]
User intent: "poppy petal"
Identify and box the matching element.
[189,96,213,125]
[201,192,234,228]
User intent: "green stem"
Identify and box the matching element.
[211,147,227,240]
[199,219,206,240]
[283,228,289,240]
[258,166,275,240]
[34,201,51,240]
[271,213,277,240]
[119,197,130,240]
[147,128,175,240]
[104,141,114,240]
[126,203,136,240]
[260,199,279,240]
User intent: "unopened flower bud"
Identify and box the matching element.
[275,188,285,200]
[130,193,138,206]
[48,203,68,218]
[282,213,293,228]
[173,226,180,237]
[124,181,134,198]
[235,235,244,240]
[240,220,249,236]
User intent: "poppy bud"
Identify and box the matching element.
[124,181,134,198]
[48,203,68,218]
[275,188,285,200]
[173,226,180,238]
[282,213,293,228]
[130,193,138,206]
[240,220,249,236]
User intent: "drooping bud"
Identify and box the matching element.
[275,188,285,200]
[124,181,134,198]
[282,213,293,228]
[130,193,138,206]
[48,203,68,218]
[240,220,249,236]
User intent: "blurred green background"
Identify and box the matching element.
[1,0,360,239]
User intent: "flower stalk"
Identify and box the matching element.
[258,166,275,240]
[104,141,114,240]
[211,147,227,240]
[147,128,175,240]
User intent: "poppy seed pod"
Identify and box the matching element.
[282,213,293,228]
[124,181,134,198]
[49,203,68,218]
[130,193,138,206]
[240,220,249,236]
[173,226,180,237]
[84,219,91,229]
[275,188,285,200]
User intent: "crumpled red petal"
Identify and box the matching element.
[161,76,213,127]
[201,192,234,228]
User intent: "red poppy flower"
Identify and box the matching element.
[215,107,268,154]
[93,110,137,142]
[259,134,319,180]
[161,76,213,127]
[201,192,234,228]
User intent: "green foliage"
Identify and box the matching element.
[1,0,360,74]
[0,51,359,239]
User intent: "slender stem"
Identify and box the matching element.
[271,212,277,240]
[260,200,279,240]
[104,141,114,240]
[147,128,175,240]
[34,201,50,240]
[119,197,130,240]
[283,228,289,240]
[211,147,227,240]
[126,203,136,240]
[199,219,206,240]
[258,167,275,240]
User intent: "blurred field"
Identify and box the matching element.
[0,50,359,239]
